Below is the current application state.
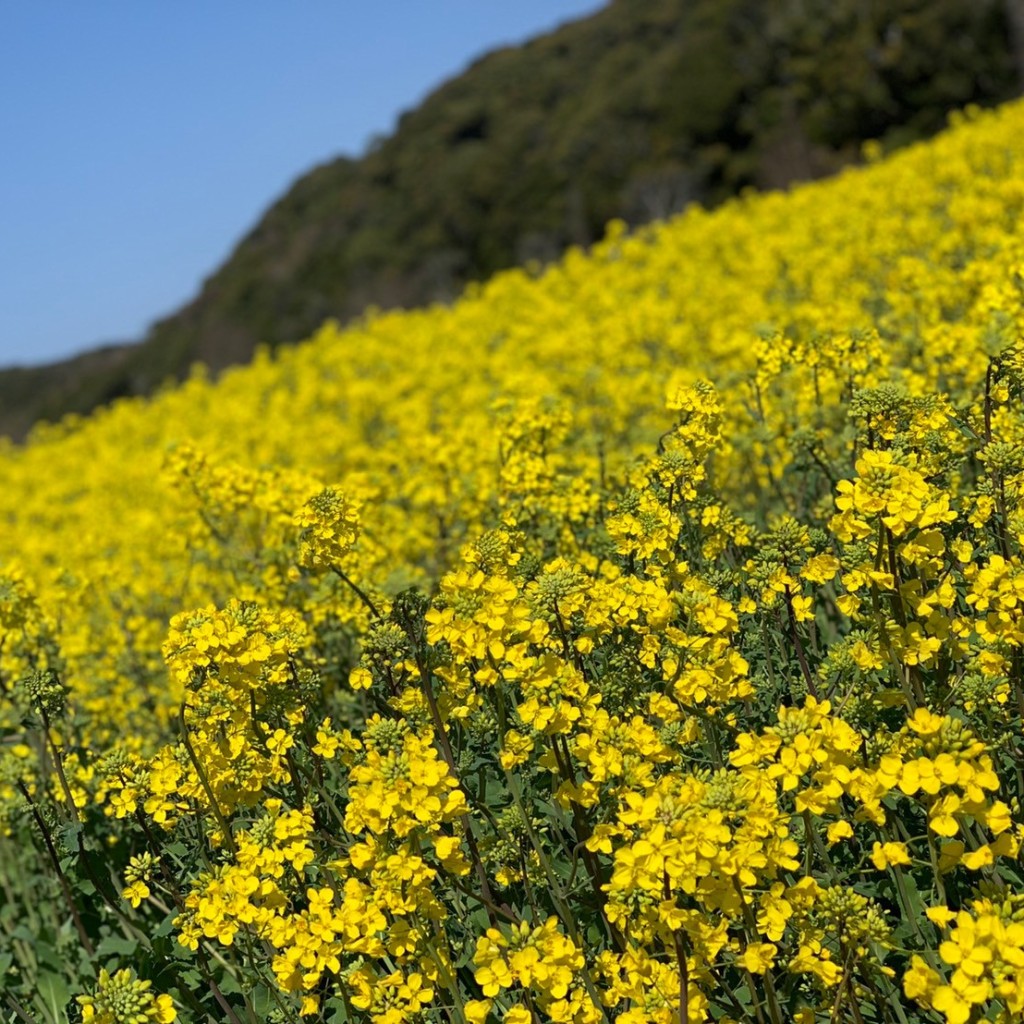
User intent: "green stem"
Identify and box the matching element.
[40,707,80,824]
[15,779,95,957]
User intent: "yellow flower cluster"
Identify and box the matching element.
[295,486,362,571]
[906,896,1024,1024]
[344,728,466,837]
[163,599,309,693]
[473,918,599,1023]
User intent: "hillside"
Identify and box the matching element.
[5,90,1024,1021]
[0,0,1018,440]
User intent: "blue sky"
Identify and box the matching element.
[0,2,603,368]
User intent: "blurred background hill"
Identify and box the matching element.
[1,0,1020,440]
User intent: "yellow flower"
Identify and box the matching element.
[929,794,963,837]
[800,553,840,584]
[926,906,957,926]
[870,841,912,870]
[791,594,814,622]
[499,729,534,770]
[267,728,294,756]
[826,820,854,845]
[961,845,994,870]
[740,942,777,974]
[122,879,151,908]
[349,666,373,690]
[434,834,471,875]
[465,999,493,1024]
[932,985,972,1024]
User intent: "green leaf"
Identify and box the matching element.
[58,822,83,851]
[250,983,276,1016]
[217,971,242,996]
[324,996,351,1023]
[34,943,67,973]
[153,911,176,939]
[176,968,204,990]
[34,971,70,1024]
[70,876,96,897]
[94,934,140,960]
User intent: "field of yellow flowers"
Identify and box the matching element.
[4,99,1024,1023]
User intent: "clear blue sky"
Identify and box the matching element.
[0,2,603,368]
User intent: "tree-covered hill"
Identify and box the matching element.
[2,0,1018,440]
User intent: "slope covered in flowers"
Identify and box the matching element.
[4,101,1024,1022]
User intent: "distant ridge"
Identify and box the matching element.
[1,0,1018,440]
